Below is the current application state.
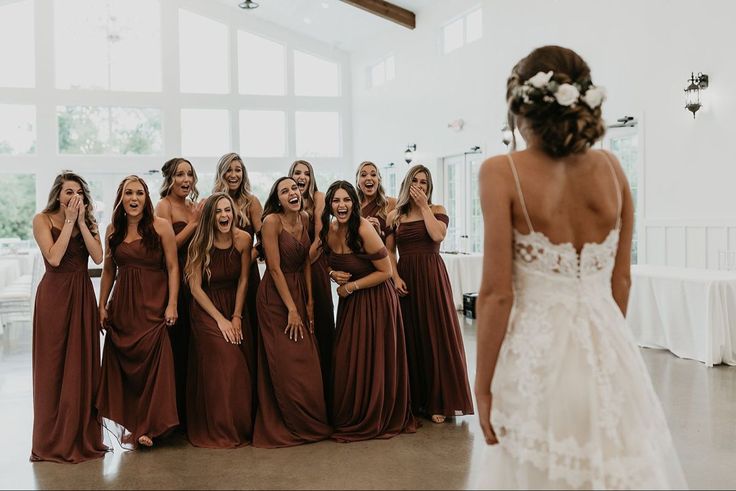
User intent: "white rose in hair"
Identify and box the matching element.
[554,83,580,106]
[582,86,606,109]
[528,71,554,88]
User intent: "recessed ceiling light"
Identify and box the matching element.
[321,1,329,7]
[303,17,312,24]
[238,0,259,9]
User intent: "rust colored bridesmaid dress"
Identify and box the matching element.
[187,246,255,448]
[392,214,474,418]
[308,215,335,403]
[31,227,108,463]
[96,239,179,447]
[327,247,416,442]
[170,221,191,430]
[253,220,332,448]
[360,199,391,241]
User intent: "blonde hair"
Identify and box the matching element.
[213,152,254,228]
[185,192,236,284]
[288,160,318,217]
[394,164,434,225]
[42,171,98,235]
[355,161,390,219]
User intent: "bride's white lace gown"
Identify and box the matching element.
[478,155,687,490]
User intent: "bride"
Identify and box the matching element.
[474,45,687,489]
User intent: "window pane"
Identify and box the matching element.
[179,10,229,94]
[58,106,162,155]
[248,171,284,204]
[469,157,483,253]
[0,105,36,155]
[239,110,285,157]
[181,109,230,157]
[443,18,464,54]
[238,31,285,95]
[55,0,161,91]
[294,50,339,97]
[465,9,483,44]
[0,0,34,88]
[371,61,385,88]
[0,174,35,240]
[295,112,340,158]
[385,55,395,81]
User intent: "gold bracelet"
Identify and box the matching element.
[353,282,360,291]
[232,313,243,319]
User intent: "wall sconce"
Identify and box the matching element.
[469,146,481,153]
[685,72,709,119]
[238,0,259,9]
[501,124,513,147]
[404,144,416,164]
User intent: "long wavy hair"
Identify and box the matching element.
[185,192,236,284]
[320,181,363,254]
[42,171,98,235]
[393,164,434,225]
[159,157,199,201]
[108,176,160,254]
[257,176,301,260]
[355,161,390,220]
[288,160,318,217]
[213,152,254,228]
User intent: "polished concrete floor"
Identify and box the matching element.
[1,314,734,490]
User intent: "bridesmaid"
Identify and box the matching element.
[320,181,416,442]
[386,165,474,424]
[96,176,180,448]
[185,193,255,448]
[355,161,397,241]
[213,152,263,347]
[154,157,202,431]
[288,160,335,402]
[30,171,109,463]
[253,177,331,448]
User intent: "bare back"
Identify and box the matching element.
[506,149,626,253]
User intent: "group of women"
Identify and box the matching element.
[30,155,473,463]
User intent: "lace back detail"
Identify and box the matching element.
[513,229,619,279]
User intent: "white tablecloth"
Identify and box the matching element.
[440,253,484,310]
[0,253,35,275]
[627,265,736,367]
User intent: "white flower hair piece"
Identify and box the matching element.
[512,70,606,110]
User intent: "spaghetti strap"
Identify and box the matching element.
[601,151,623,230]
[506,154,535,234]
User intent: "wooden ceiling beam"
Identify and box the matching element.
[339,0,416,30]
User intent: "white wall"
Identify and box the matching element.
[350,0,736,267]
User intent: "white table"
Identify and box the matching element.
[627,265,736,367]
[440,253,484,310]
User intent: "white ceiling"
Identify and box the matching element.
[212,0,436,51]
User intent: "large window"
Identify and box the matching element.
[57,106,162,155]
[55,0,161,91]
[0,4,349,243]
[0,0,35,88]
[606,127,640,264]
[0,105,36,155]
